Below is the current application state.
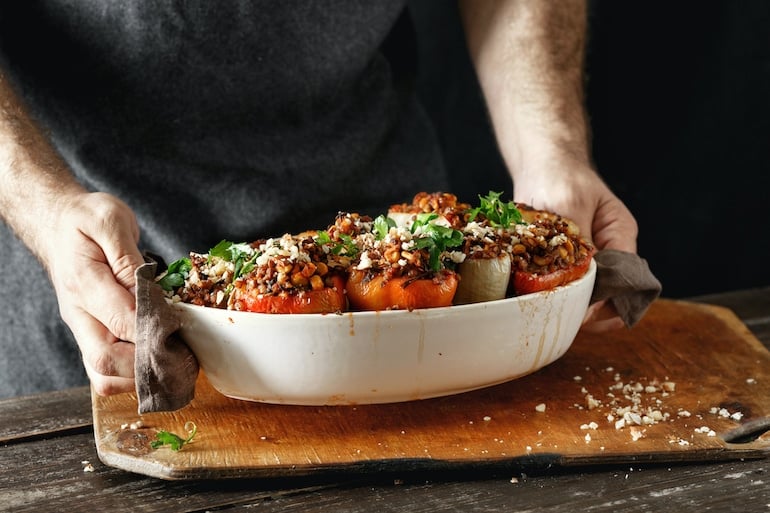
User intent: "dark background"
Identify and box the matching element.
[410,0,770,298]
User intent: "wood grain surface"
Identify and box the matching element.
[0,386,92,444]
[92,299,770,480]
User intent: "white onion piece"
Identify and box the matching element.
[386,212,415,229]
[454,253,512,305]
[387,212,453,230]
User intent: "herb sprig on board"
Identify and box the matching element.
[151,421,197,452]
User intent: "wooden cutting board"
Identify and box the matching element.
[93,299,770,480]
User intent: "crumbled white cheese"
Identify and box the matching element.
[447,250,466,264]
[586,394,601,410]
[548,233,568,247]
[356,251,372,270]
[630,427,645,441]
[695,426,717,437]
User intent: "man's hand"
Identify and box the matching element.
[513,156,638,331]
[511,157,637,254]
[44,192,145,395]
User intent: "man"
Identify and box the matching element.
[0,1,635,398]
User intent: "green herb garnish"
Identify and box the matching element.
[151,421,197,452]
[373,215,396,240]
[315,231,359,257]
[208,240,258,281]
[209,239,255,263]
[410,213,464,271]
[468,191,523,227]
[315,230,332,245]
[157,257,192,291]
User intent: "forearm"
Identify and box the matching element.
[0,70,85,265]
[458,0,591,176]
[459,0,637,257]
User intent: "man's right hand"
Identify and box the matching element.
[42,192,145,395]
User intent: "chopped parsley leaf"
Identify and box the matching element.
[151,422,197,451]
[157,257,192,291]
[315,230,359,257]
[411,213,464,271]
[208,240,258,281]
[373,214,396,240]
[468,191,523,227]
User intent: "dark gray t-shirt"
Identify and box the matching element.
[0,1,448,397]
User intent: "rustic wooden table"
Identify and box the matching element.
[1,287,769,513]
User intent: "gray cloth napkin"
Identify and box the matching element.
[134,262,199,414]
[590,249,662,327]
[133,250,661,412]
